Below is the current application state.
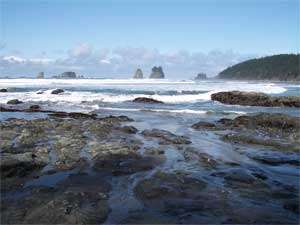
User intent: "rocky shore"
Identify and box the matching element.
[1,106,299,224]
[211,91,300,107]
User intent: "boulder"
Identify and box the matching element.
[51,89,64,94]
[134,68,143,79]
[149,66,165,79]
[211,91,300,107]
[132,97,163,104]
[29,105,41,110]
[0,88,8,92]
[7,99,23,104]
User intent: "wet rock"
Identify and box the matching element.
[232,113,300,132]
[0,88,8,92]
[144,147,165,155]
[7,99,23,104]
[118,125,138,134]
[37,90,44,94]
[98,115,134,123]
[51,89,64,94]
[1,152,46,179]
[134,171,207,204]
[121,211,178,224]
[142,128,191,145]
[5,189,111,224]
[222,133,300,152]
[212,168,257,184]
[211,91,300,107]
[283,199,299,214]
[182,147,219,168]
[252,155,299,166]
[132,97,164,104]
[49,111,97,120]
[94,152,161,175]
[29,105,41,110]
[191,121,217,130]
[53,134,86,170]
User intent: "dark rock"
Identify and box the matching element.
[132,97,164,104]
[134,171,207,202]
[1,152,46,179]
[29,105,41,110]
[0,88,8,92]
[134,68,143,79]
[211,91,300,107]
[149,66,165,79]
[194,73,207,80]
[49,112,97,120]
[51,89,64,94]
[142,128,191,145]
[7,99,23,104]
[36,90,44,94]
[283,200,299,214]
[182,147,219,168]
[94,152,161,175]
[212,168,257,184]
[144,147,165,155]
[191,121,216,130]
[119,125,138,134]
[98,115,134,123]
[252,155,299,166]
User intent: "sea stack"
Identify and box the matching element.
[194,73,207,80]
[37,72,44,79]
[134,68,143,79]
[53,71,77,79]
[149,66,165,79]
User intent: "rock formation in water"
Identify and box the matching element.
[37,72,44,79]
[134,68,143,79]
[194,73,207,80]
[51,89,65,94]
[211,91,300,107]
[149,66,165,79]
[52,71,77,79]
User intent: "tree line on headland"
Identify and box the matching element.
[217,54,300,82]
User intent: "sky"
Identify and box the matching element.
[0,0,299,78]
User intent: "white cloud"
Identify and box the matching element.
[0,45,257,78]
[69,42,93,58]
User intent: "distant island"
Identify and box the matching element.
[133,66,165,79]
[194,73,207,80]
[218,54,300,81]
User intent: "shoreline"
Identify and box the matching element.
[1,105,299,224]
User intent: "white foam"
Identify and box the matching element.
[97,107,247,115]
[0,79,288,105]
[0,90,216,104]
[0,78,287,94]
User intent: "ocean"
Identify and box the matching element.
[1,78,299,223]
[0,79,299,120]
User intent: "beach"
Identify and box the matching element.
[1,79,299,224]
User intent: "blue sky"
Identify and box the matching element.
[0,0,299,77]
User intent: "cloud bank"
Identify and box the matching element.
[0,43,256,78]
